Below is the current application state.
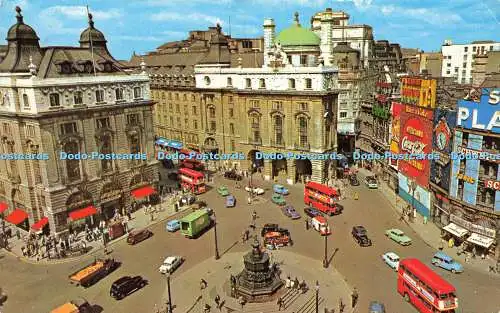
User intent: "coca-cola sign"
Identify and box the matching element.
[401,137,427,154]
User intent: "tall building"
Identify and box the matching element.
[441,40,500,84]
[419,52,443,77]
[0,7,158,235]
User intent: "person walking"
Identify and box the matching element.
[214,294,220,307]
[277,297,284,310]
[294,277,300,290]
[351,287,359,308]
[200,278,208,290]
[305,219,310,230]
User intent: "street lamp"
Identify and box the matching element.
[166,273,173,313]
[315,280,320,313]
[409,179,416,221]
[214,213,220,260]
[322,234,328,268]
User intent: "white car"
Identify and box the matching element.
[364,176,378,189]
[245,186,265,195]
[159,256,184,274]
[382,252,400,271]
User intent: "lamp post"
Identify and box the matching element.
[166,273,173,313]
[322,233,328,268]
[409,179,416,221]
[214,213,220,260]
[315,280,320,313]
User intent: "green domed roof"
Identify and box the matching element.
[275,12,320,47]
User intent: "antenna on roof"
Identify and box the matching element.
[86,5,97,77]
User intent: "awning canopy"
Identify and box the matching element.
[131,186,156,199]
[31,217,49,231]
[442,223,468,238]
[467,233,494,248]
[5,209,28,225]
[0,202,8,214]
[155,138,183,149]
[69,206,97,221]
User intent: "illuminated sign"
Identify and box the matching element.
[390,102,403,168]
[485,180,500,191]
[401,77,437,108]
[456,88,500,133]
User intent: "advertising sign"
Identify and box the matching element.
[496,167,500,212]
[401,77,437,108]
[399,105,433,187]
[456,88,500,133]
[398,172,431,217]
[430,109,456,191]
[389,102,403,169]
[372,104,390,119]
[462,133,482,205]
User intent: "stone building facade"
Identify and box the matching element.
[0,8,158,235]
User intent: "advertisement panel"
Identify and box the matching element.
[430,109,456,191]
[456,87,500,134]
[398,172,431,217]
[401,77,437,108]
[449,131,462,199]
[399,105,433,187]
[462,134,482,205]
[496,168,500,212]
[389,102,403,169]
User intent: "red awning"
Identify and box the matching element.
[31,217,49,231]
[0,202,8,214]
[131,186,156,199]
[69,206,97,221]
[5,209,28,225]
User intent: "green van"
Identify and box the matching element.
[179,209,211,238]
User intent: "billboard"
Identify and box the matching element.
[430,109,457,191]
[399,105,433,187]
[401,77,437,108]
[389,102,403,169]
[398,172,431,217]
[456,87,500,134]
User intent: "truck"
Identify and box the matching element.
[179,209,211,238]
[51,298,93,313]
[68,258,118,287]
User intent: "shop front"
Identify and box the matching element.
[442,223,469,246]
[4,208,29,231]
[30,217,49,235]
[131,185,157,208]
[67,205,98,232]
[100,183,124,219]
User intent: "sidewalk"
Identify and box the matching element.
[356,167,499,276]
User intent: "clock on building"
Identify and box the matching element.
[434,117,451,151]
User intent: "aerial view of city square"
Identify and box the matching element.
[0,0,499,312]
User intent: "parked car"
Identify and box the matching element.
[273,184,289,195]
[159,256,184,274]
[385,228,412,246]
[330,203,344,215]
[224,170,242,181]
[110,276,147,300]
[261,224,290,237]
[226,195,236,207]
[166,220,180,232]
[264,231,292,247]
[304,207,323,218]
[245,186,265,195]
[369,301,386,313]
[180,194,196,205]
[282,205,300,219]
[364,176,378,189]
[350,175,360,186]
[271,193,286,205]
[217,185,230,196]
[351,226,372,247]
[127,229,152,245]
[431,251,463,273]
[382,252,400,271]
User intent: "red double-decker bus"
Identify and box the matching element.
[304,181,342,215]
[178,168,206,194]
[398,258,458,313]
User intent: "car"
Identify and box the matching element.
[364,176,378,189]
[350,175,360,186]
[127,229,152,245]
[382,252,400,271]
[245,186,265,195]
[303,207,323,218]
[282,205,300,219]
[110,276,147,300]
[431,251,463,273]
[331,203,344,215]
[166,220,180,232]
[226,195,236,207]
[180,194,196,205]
[224,170,242,181]
[273,184,289,195]
[217,185,230,196]
[271,193,286,205]
[369,301,386,313]
[261,224,290,237]
[385,228,412,246]
[351,226,372,247]
[159,256,184,274]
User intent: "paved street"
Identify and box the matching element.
[0,170,499,313]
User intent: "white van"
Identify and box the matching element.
[311,216,331,235]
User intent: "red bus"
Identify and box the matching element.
[178,168,206,194]
[180,159,204,171]
[304,181,342,216]
[398,258,458,313]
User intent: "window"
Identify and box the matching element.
[463,62,467,68]
[99,134,113,172]
[22,94,30,108]
[183,94,187,101]
[162,93,166,100]
[464,47,468,52]
[49,93,60,107]
[184,105,188,113]
[185,118,189,128]
[127,113,140,125]
[300,55,307,65]
[250,100,260,108]
[176,117,181,127]
[305,78,312,89]
[288,79,296,89]
[95,89,105,103]
[229,123,234,134]
[96,117,110,129]
[169,103,173,112]
[60,122,77,135]
[25,125,35,137]
[74,91,83,105]
[176,103,180,113]
[204,76,211,86]
[473,46,476,52]
[229,108,234,118]
[287,55,292,64]
[210,121,216,131]
[209,107,216,118]
[298,102,308,111]
[259,78,266,89]
[274,116,283,145]
[133,87,142,99]
[446,70,451,74]
[193,120,198,129]
[129,134,141,163]
[168,93,172,100]
[169,116,174,126]
[340,112,347,118]
[490,45,494,51]
[227,77,233,87]
[298,117,308,146]
[192,106,197,115]
[272,101,283,110]
[63,141,81,182]
[447,63,451,67]
[2,123,10,135]
[228,96,233,103]
[115,88,124,101]
[245,78,251,88]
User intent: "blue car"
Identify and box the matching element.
[166,219,180,232]
[273,184,289,195]
[431,251,463,273]
[226,195,236,207]
[369,301,386,313]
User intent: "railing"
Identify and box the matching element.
[247,137,262,145]
[294,142,310,150]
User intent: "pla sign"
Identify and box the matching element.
[457,88,500,133]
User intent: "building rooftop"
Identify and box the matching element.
[276,12,320,47]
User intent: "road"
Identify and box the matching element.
[0,169,498,313]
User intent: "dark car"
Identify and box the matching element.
[332,203,344,215]
[352,226,372,247]
[304,207,323,218]
[110,276,147,300]
[224,170,242,181]
[261,224,290,237]
[350,175,360,186]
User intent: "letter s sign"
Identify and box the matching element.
[488,89,499,105]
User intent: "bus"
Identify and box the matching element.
[180,158,204,171]
[304,181,342,215]
[397,258,458,313]
[178,167,206,194]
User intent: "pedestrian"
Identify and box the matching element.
[245,229,250,241]
[286,276,291,288]
[351,287,358,308]
[15,229,20,240]
[252,211,257,221]
[339,298,344,312]
[305,219,310,230]
[277,297,284,310]
[290,278,295,289]
[214,294,220,306]
[200,278,208,289]
[238,296,245,309]
[294,277,300,289]
[204,303,211,313]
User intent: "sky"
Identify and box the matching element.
[0,0,499,61]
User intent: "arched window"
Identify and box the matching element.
[74,91,83,105]
[115,88,124,101]
[99,134,113,172]
[209,107,216,118]
[245,78,252,89]
[288,79,296,89]
[298,117,308,147]
[259,78,266,89]
[274,115,283,146]
[129,133,141,165]
[250,114,260,143]
[305,78,312,89]
[63,141,81,182]
[204,76,211,86]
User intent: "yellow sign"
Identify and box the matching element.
[401,77,437,108]
[456,173,475,184]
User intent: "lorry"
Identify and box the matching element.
[68,258,118,287]
[179,209,211,238]
[50,298,93,313]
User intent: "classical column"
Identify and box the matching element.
[263,159,272,181]
[310,159,326,184]
[286,159,296,185]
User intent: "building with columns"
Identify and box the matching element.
[0,8,158,235]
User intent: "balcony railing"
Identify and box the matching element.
[270,139,285,147]
[248,137,262,145]
[294,142,310,150]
